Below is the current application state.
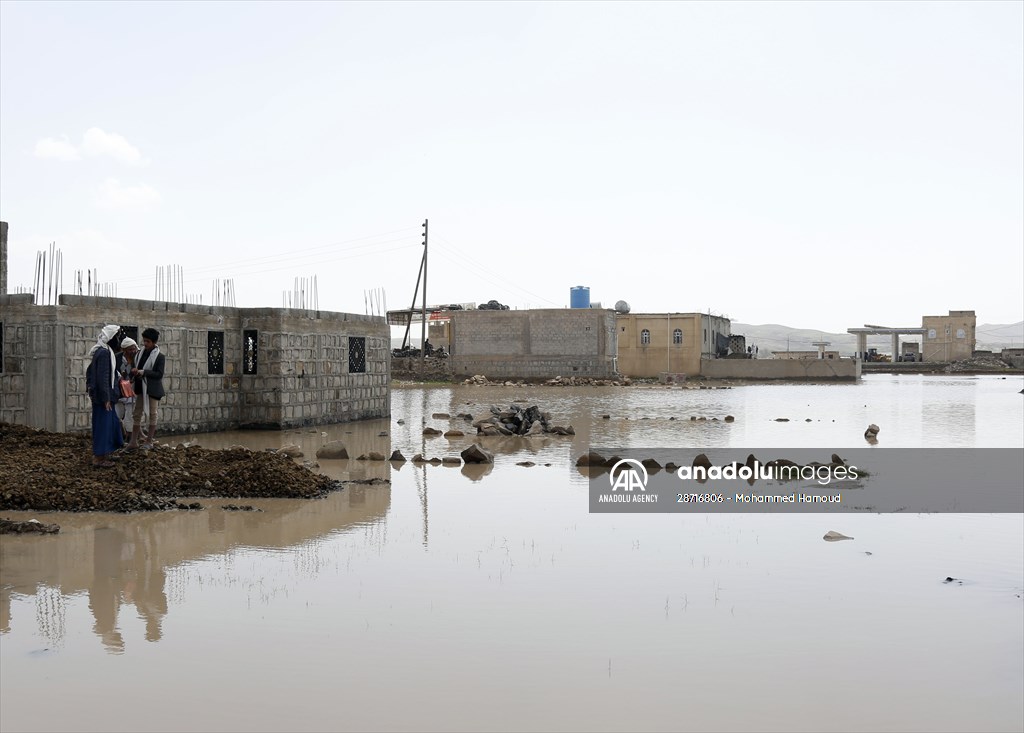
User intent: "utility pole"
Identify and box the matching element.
[420,219,429,369]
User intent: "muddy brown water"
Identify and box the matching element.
[1,376,1022,732]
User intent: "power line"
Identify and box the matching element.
[432,238,561,307]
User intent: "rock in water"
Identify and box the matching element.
[316,441,349,459]
[461,444,494,464]
[823,530,854,542]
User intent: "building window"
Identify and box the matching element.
[673,328,683,345]
[243,329,258,375]
[122,326,139,346]
[349,336,366,373]
[640,329,651,345]
[704,328,707,343]
[208,331,224,374]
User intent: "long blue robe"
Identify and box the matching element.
[89,346,124,457]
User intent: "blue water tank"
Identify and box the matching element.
[570,286,591,309]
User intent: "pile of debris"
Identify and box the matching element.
[0,422,342,513]
[462,374,631,387]
[945,356,1017,372]
[477,299,510,311]
[463,374,493,385]
[544,375,630,387]
[472,404,575,436]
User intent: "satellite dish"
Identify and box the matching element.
[614,300,631,314]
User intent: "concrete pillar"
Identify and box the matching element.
[892,334,899,362]
[856,333,867,360]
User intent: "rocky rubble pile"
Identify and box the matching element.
[544,375,630,387]
[462,374,630,386]
[945,356,1017,372]
[472,404,575,436]
[0,422,341,514]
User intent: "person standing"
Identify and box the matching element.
[116,337,140,440]
[87,324,124,468]
[127,328,166,450]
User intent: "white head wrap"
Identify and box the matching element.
[120,337,138,350]
[89,325,121,357]
[88,325,120,391]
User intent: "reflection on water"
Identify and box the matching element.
[1,375,1022,732]
[1,488,391,654]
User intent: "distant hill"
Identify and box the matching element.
[731,324,863,356]
[733,321,1024,356]
[976,321,1024,351]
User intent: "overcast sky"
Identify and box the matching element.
[1,1,1021,333]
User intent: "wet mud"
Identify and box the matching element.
[0,422,341,515]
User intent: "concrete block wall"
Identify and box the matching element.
[700,357,860,381]
[239,310,389,429]
[449,309,617,379]
[0,295,390,433]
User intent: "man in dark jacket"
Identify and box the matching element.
[127,327,166,450]
[87,324,124,467]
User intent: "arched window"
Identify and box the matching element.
[641,329,651,345]
[673,328,683,345]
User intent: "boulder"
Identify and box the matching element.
[367,451,387,461]
[823,530,854,542]
[444,430,465,438]
[461,444,495,464]
[279,444,303,458]
[316,441,349,459]
[423,427,443,436]
[389,450,407,462]
[576,451,607,467]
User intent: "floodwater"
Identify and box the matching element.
[2,374,1022,733]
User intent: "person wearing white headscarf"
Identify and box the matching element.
[115,337,140,438]
[87,324,125,467]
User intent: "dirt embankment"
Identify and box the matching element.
[0,422,341,516]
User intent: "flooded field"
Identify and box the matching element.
[2,375,1023,732]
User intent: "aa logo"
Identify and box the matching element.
[609,459,648,492]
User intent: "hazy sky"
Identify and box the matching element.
[1,1,1021,333]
